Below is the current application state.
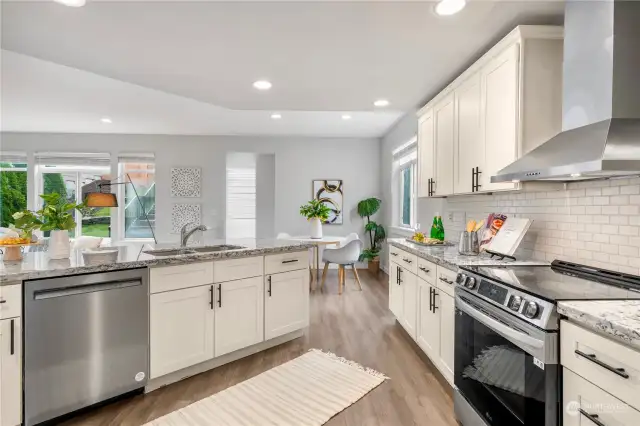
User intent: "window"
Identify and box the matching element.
[0,153,28,228]
[118,155,156,240]
[35,153,111,238]
[226,153,256,239]
[392,137,417,229]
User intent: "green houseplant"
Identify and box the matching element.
[357,197,386,273]
[299,199,331,239]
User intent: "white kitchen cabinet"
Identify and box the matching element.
[150,285,214,378]
[417,108,435,198]
[265,270,309,340]
[388,263,403,320]
[438,292,455,384]
[400,271,418,340]
[214,277,264,357]
[417,279,440,361]
[454,72,483,194]
[0,318,22,426]
[433,94,455,196]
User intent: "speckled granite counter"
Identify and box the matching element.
[558,300,640,350]
[0,239,314,284]
[388,238,549,271]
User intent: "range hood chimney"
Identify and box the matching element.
[492,0,640,183]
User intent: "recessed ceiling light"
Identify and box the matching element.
[342,114,352,120]
[374,99,390,107]
[253,80,272,90]
[100,117,112,124]
[435,0,466,16]
[271,113,282,120]
[53,0,86,7]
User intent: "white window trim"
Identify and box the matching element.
[391,137,418,231]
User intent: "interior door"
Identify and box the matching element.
[482,43,520,192]
[454,72,483,194]
[389,265,404,319]
[401,272,418,339]
[215,277,264,357]
[418,109,435,198]
[1,318,21,426]
[264,270,309,340]
[434,94,455,196]
[417,282,440,360]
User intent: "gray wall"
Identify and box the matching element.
[256,153,276,239]
[1,132,381,244]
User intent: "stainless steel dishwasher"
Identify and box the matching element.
[24,268,149,426]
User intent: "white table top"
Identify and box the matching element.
[288,235,344,244]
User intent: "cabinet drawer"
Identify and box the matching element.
[417,258,437,284]
[436,266,456,297]
[394,249,418,275]
[213,256,264,283]
[389,245,403,264]
[0,284,21,320]
[150,262,214,294]
[264,251,309,275]
[561,320,640,410]
[563,367,640,426]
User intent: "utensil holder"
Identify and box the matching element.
[458,231,480,256]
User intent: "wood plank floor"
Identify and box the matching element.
[61,270,457,426]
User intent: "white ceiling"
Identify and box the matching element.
[0,0,564,137]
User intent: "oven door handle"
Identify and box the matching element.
[455,294,544,351]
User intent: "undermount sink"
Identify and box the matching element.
[143,245,246,257]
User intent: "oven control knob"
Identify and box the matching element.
[456,274,467,285]
[509,296,523,311]
[465,277,477,289]
[523,301,539,319]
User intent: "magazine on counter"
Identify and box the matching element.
[479,213,508,251]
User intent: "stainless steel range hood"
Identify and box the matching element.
[492,0,640,183]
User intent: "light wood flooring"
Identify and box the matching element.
[61,270,457,426]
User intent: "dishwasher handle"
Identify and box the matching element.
[33,280,142,300]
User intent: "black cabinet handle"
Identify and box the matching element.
[398,267,402,285]
[471,167,475,192]
[432,290,439,313]
[419,266,430,273]
[403,258,413,264]
[281,259,299,264]
[10,319,15,355]
[209,285,214,309]
[429,287,433,312]
[579,409,606,426]
[391,252,398,257]
[439,277,453,285]
[268,276,272,297]
[218,284,222,308]
[574,349,629,379]
[0,298,6,304]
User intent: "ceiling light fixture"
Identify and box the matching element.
[374,99,390,107]
[435,0,466,16]
[271,113,282,120]
[342,114,352,120]
[253,80,272,90]
[100,117,112,124]
[53,0,86,7]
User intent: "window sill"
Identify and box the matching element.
[389,226,416,238]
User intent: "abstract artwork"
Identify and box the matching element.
[171,167,201,197]
[313,180,343,224]
[171,203,201,233]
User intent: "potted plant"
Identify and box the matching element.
[299,199,331,239]
[357,197,386,274]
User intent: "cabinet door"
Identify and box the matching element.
[481,43,520,192]
[401,272,418,340]
[417,282,440,361]
[454,72,483,194]
[1,318,22,426]
[265,270,309,340]
[439,292,455,384]
[434,94,455,196]
[389,265,403,319]
[150,285,214,378]
[215,277,264,357]
[418,109,435,198]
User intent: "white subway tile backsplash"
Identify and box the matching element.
[621,185,640,195]
[620,205,640,215]
[602,186,620,196]
[620,245,640,257]
[620,226,640,236]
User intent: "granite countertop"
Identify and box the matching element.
[388,238,549,270]
[0,239,314,284]
[558,300,640,350]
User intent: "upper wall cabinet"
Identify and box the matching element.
[418,25,564,197]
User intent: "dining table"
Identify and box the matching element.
[287,235,344,290]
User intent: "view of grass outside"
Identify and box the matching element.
[0,163,28,227]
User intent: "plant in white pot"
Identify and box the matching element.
[299,199,331,239]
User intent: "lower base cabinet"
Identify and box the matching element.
[438,292,455,383]
[1,317,22,426]
[265,269,309,340]
[417,280,440,360]
[389,265,403,319]
[401,272,418,339]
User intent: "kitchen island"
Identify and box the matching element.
[0,239,313,426]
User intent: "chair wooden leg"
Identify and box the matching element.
[338,265,344,295]
[351,265,363,291]
[321,262,329,292]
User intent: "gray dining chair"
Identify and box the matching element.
[320,233,363,294]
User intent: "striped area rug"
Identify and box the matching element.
[145,349,388,426]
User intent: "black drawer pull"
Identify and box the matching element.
[0,299,6,304]
[10,319,15,355]
[432,291,439,313]
[391,252,398,256]
[403,258,412,264]
[218,284,222,308]
[267,276,272,296]
[281,259,299,264]
[209,285,214,309]
[579,409,606,426]
[439,277,453,285]
[575,349,629,379]
[419,267,430,273]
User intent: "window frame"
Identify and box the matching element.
[117,162,156,242]
[392,137,418,231]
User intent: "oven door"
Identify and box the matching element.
[454,288,558,426]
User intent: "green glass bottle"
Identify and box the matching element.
[436,216,445,241]
[430,215,438,239]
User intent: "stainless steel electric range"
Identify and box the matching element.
[453,260,640,426]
